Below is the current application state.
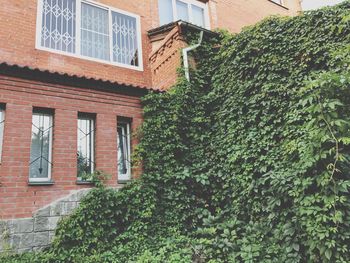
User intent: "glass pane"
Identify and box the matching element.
[176,0,189,22]
[81,3,110,61]
[77,116,94,178]
[158,0,173,25]
[192,5,205,27]
[30,113,52,179]
[0,110,4,161]
[112,12,139,66]
[41,0,76,53]
[117,123,130,179]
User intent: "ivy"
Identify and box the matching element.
[1,2,350,262]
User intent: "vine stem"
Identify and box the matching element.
[318,96,340,227]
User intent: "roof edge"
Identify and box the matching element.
[0,62,162,96]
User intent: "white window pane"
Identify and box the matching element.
[77,116,94,178]
[81,3,110,61]
[29,112,53,180]
[117,122,130,180]
[192,5,205,27]
[158,0,173,25]
[0,109,4,161]
[176,0,189,22]
[41,0,76,53]
[112,12,139,66]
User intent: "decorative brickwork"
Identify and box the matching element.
[149,26,187,90]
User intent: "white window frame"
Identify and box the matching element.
[117,121,131,181]
[0,107,5,162]
[29,111,53,183]
[77,114,95,180]
[160,0,210,29]
[36,0,143,71]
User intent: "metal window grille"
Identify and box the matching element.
[81,3,110,61]
[41,0,76,53]
[38,0,142,68]
[117,121,131,180]
[29,111,53,181]
[77,114,95,179]
[112,12,138,66]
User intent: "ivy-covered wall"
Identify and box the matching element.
[1,2,350,262]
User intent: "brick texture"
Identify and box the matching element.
[0,0,300,220]
[0,75,143,219]
[0,0,300,90]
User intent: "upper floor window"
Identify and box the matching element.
[36,0,143,70]
[158,0,210,29]
[0,105,5,162]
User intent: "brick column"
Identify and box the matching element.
[52,109,78,187]
[95,113,117,186]
[0,103,32,219]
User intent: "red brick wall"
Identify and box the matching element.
[0,0,301,220]
[0,74,143,219]
[0,0,155,89]
[209,0,301,33]
[0,0,300,90]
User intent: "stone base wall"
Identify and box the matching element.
[0,188,91,253]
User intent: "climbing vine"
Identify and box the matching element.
[1,2,350,262]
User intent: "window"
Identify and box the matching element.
[270,0,283,5]
[81,2,110,61]
[158,0,210,29]
[77,113,95,180]
[0,105,5,162]
[117,120,131,181]
[29,109,53,182]
[36,0,143,70]
[159,0,173,25]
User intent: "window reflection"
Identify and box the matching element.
[29,111,53,181]
[77,114,95,179]
[117,121,131,180]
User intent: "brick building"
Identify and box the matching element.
[0,0,300,252]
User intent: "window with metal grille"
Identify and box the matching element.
[36,0,143,70]
[0,105,5,162]
[117,120,131,181]
[77,113,95,180]
[158,0,210,29]
[29,109,54,182]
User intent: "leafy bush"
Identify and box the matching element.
[1,2,350,262]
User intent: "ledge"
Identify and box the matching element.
[76,180,94,185]
[118,179,132,184]
[28,181,55,186]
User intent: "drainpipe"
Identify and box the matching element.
[182,30,204,81]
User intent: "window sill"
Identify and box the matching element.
[118,179,132,184]
[76,180,94,185]
[28,181,55,186]
[267,0,289,10]
[35,46,144,72]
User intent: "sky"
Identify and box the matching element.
[301,0,346,10]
